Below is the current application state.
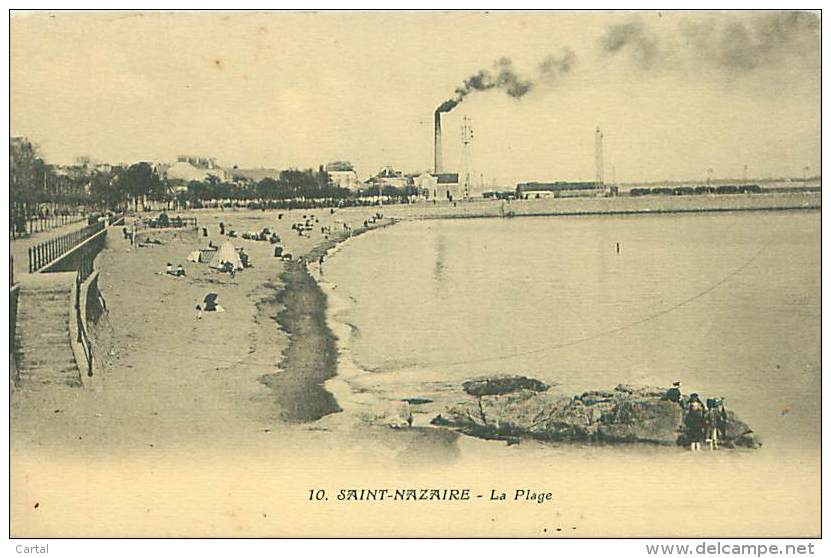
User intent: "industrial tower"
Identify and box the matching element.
[595,126,604,188]
[461,116,474,199]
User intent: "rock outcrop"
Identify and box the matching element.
[462,375,550,397]
[432,379,761,449]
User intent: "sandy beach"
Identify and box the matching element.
[11,205,393,450]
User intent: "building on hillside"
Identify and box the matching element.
[229,168,281,184]
[166,159,229,183]
[177,155,220,169]
[325,161,361,190]
[515,181,601,199]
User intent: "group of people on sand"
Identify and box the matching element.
[292,215,320,237]
[363,212,384,229]
[663,381,728,452]
[164,262,186,277]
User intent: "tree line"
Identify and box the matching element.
[10,138,424,235]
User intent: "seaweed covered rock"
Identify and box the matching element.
[723,411,762,448]
[462,375,550,397]
[597,398,683,444]
[432,390,593,440]
[432,378,761,449]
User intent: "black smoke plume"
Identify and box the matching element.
[600,20,660,69]
[679,11,819,72]
[600,12,819,74]
[539,48,577,81]
[436,52,575,114]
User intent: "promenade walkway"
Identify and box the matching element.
[10,219,90,285]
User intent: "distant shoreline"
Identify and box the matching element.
[379,191,820,222]
[416,203,821,221]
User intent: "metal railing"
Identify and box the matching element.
[10,212,86,240]
[74,248,95,378]
[76,244,95,284]
[28,220,105,273]
[10,283,20,383]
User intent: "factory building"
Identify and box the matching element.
[415,172,462,200]
[515,181,601,199]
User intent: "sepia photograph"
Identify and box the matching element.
[6,8,822,541]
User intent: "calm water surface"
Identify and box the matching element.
[324,211,820,453]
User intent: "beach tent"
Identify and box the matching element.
[209,241,243,271]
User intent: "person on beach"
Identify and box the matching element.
[195,304,203,320]
[706,398,728,450]
[222,260,236,279]
[387,400,413,429]
[663,381,683,406]
[219,222,225,235]
[165,262,175,276]
[685,393,707,452]
[176,264,186,277]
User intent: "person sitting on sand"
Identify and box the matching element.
[176,264,186,277]
[165,262,175,276]
[222,260,236,279]
[684,393,707,452]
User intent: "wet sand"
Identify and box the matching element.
[258,262,341,422]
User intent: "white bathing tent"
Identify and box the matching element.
[209,241,243,271]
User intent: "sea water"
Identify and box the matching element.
[322,211,820,454]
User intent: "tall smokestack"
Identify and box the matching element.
[434,110,443,174]
[595,126,604,186]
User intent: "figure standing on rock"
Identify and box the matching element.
[706,397,728,450]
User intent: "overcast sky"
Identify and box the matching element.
[11,10,820,184]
